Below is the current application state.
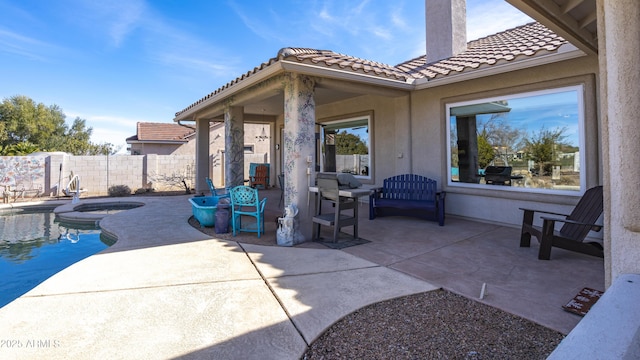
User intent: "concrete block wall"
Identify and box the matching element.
[103,155,145,192]
[147,154,195,191]
[3,153,268,197]
[0,154,198,197]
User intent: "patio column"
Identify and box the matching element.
[195,119,210,194]
[283,73,316,242]
[600,0,640,285]
[225,106,245,188]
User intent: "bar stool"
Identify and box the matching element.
[312,173,358,242]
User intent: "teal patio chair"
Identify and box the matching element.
[229,185,267,238]
[206,177,228,198]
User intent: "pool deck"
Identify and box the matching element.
[0,193,604,359]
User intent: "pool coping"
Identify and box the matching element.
[54,200,145,225]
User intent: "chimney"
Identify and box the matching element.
[425,0,467,64]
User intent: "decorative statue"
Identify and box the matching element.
[277,204,303,246]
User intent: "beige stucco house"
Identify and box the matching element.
[126,121,273,187]
[173,0,639,288]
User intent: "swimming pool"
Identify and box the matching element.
[0,206,113,308]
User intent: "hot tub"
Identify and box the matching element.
[189,196,221,227]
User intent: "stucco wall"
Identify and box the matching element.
[600,0,640,284]
[316,94,412,185]
[410,55,600,227]
[316,54,601,229]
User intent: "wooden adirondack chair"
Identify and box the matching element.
[249,164,269,189]
[520,185,604,260]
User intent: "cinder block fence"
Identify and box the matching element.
[1,154,197,197]
[1,152,272,198]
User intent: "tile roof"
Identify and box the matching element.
[396,22,568,79]
[127,122,195,142]
[176,22,569,117]
[278,48,411,81]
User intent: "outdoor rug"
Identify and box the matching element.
[314,236,371,250]
[562,287,604,316]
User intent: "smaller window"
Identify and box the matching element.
[244,145,255,154]
[320,115,371,180]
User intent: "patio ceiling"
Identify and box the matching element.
[242,86,366,119]
[193,76,409,122]
[507,0,598,54]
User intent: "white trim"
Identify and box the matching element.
[318,115,372,181]
[280,61,415,88]
[126,140,189,145]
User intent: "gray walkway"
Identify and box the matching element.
[0,191,604,359]
[0,195,436,359]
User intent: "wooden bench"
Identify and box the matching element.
[369,174,446,226]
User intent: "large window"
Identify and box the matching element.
[447,85,584,193]
[320,115,371,180]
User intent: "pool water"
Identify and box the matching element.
[0,208,112,309]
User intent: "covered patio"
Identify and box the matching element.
[194,187,604,334]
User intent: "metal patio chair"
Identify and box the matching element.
[229,185,267,238]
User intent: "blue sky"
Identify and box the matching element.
[0,0,532,152]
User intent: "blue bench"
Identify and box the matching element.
[369,174,445,226]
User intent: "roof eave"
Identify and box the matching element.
[126,140,190,145]
[413,43,585,90]
[280,60,415,90]
[173,59,416,122]
[173,62,285,122]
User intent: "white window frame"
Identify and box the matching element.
[319,114,372,181]
[445,85,586,195]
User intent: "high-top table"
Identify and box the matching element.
[308,186,373,240]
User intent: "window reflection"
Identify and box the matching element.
[320,116,370,179]
[448,86,583,192]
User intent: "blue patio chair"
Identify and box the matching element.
[206,177,228,198]
[229,185,267,238]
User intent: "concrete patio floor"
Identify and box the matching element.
[0,189,604,359]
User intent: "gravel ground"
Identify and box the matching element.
[302,290,564,360]
[189,217,565,359]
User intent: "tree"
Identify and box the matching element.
[523,127,568,175]
[479,115,525,166]
[335,131,368,155]
[0,95,100,155]
[2,142,40,155]
[477,129,495,169]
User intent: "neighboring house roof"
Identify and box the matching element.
[126,122,195,143]
[175,22,571,118]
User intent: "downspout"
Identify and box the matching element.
[177,119,196,128]
[408,94,413,174]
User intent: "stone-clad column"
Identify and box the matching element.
[283,73,316,242]
[225,106,245,188]
[195,119,210,194]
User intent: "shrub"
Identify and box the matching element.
[135,187,154,195]
[108,185,132,197]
